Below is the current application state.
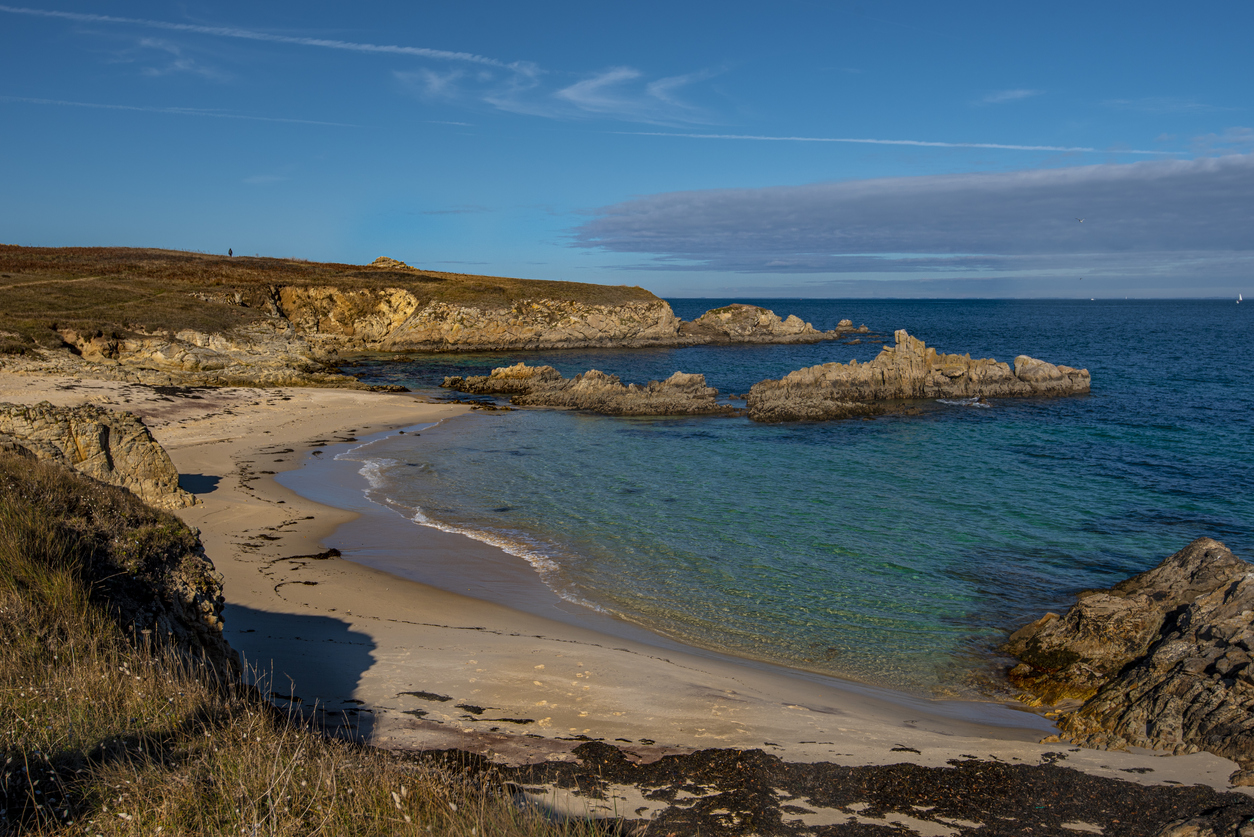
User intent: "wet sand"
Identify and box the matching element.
[0,372,1244,794]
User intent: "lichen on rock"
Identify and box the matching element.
[0,401,196,510]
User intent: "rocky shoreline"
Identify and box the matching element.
[1004,537,1254,785]
[442,363,735,416]
[747,329,1091,422]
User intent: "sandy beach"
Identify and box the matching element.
[0,371,1245,796]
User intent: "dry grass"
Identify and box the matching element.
[0,454,597,836]
[0,245,657,353]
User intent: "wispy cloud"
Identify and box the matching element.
[127,37,230,81]
[977,88,1043,105]
[1103,96,1232,114]
[420,205,491,215]
[0,4,528,70]
[1192,127,1254,155]
[615,131,1175,155]
[0,95,354,126]
[571,152,1254,282]
[3,4,721,126]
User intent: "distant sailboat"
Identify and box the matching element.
[1240,294,1244,304]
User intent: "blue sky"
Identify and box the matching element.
[2,1,1251,298]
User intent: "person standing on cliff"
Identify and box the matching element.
[228,248,233,257]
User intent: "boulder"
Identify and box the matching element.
[0,401,196,510]
[442,363,733,416]
[746,330,1090,422]
[1003,538,1254,774]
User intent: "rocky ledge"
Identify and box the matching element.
[1004,537,1254,782]
[677,303,868,344]
[0,401,196,510]
[441,362,734,416]
[746,329,1090,422]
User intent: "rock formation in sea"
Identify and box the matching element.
[1003,537,1254,782]
[677,303,869,344]
[746,329,1091,422]
[442,363,734,416]
[0,401,196,510]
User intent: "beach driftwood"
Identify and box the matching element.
[1004,537,1254,782]
[442,363,734,416]
[745,329,1090,422]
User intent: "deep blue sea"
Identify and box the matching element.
[340,299,1253,696]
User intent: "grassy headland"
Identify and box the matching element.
[0,451,584,836]
[0,245,657,356]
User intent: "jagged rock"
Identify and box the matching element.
[442,363,734,416]
[677,303,864,344]
[1003,538,1254,770]
[746,329,1090,422]
[370,256,414,270]
[0,401,196,510]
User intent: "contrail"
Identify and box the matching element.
[0,95,355,127]
[0,4,524,70]
[618,131,1177,156]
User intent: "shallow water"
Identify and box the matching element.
[340,299,1253,695]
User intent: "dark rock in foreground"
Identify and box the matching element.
[466,741,1254,837]
[442,363,735,416]
[1004,537,1254,778]
[746,329,1090,422]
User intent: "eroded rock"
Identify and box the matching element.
[0,401,196,510]
[1004,538,1254,770]
[678,303,866,344]
[442,363,733,416]
[746,329,1090,422]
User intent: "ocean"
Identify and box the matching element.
[321,299,1253,697]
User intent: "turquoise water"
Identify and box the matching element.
[342,300,1253,695]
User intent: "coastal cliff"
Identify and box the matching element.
[1004,538,1254,781]
[746,329,1091,421]
[0,401,196,510]
[443,362,733,416]
[0,247,866,387]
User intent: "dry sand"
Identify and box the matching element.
[0,371,1245,794]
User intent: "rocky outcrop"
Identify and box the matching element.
[746,330,1090,422]
[1003,538,1254,775]
[678,303,867,344]
[273,287,863,353]
[51,321,370,389]
[0,401,196,510]
[442,363,734,416]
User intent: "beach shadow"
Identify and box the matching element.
[222,604,378,741]
[178,473,221,494]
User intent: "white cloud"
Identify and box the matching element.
[615,131,1173,155]
[978,88,1043,105]
[571,153,1254,282]
[1103,96,1230,114]
[0,95,354,126]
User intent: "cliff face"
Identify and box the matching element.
[277,289,685,352]
[1004,538,1254,778]
[443,362,734,416]
[746,330,1090,422]
[0,401,196,510]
